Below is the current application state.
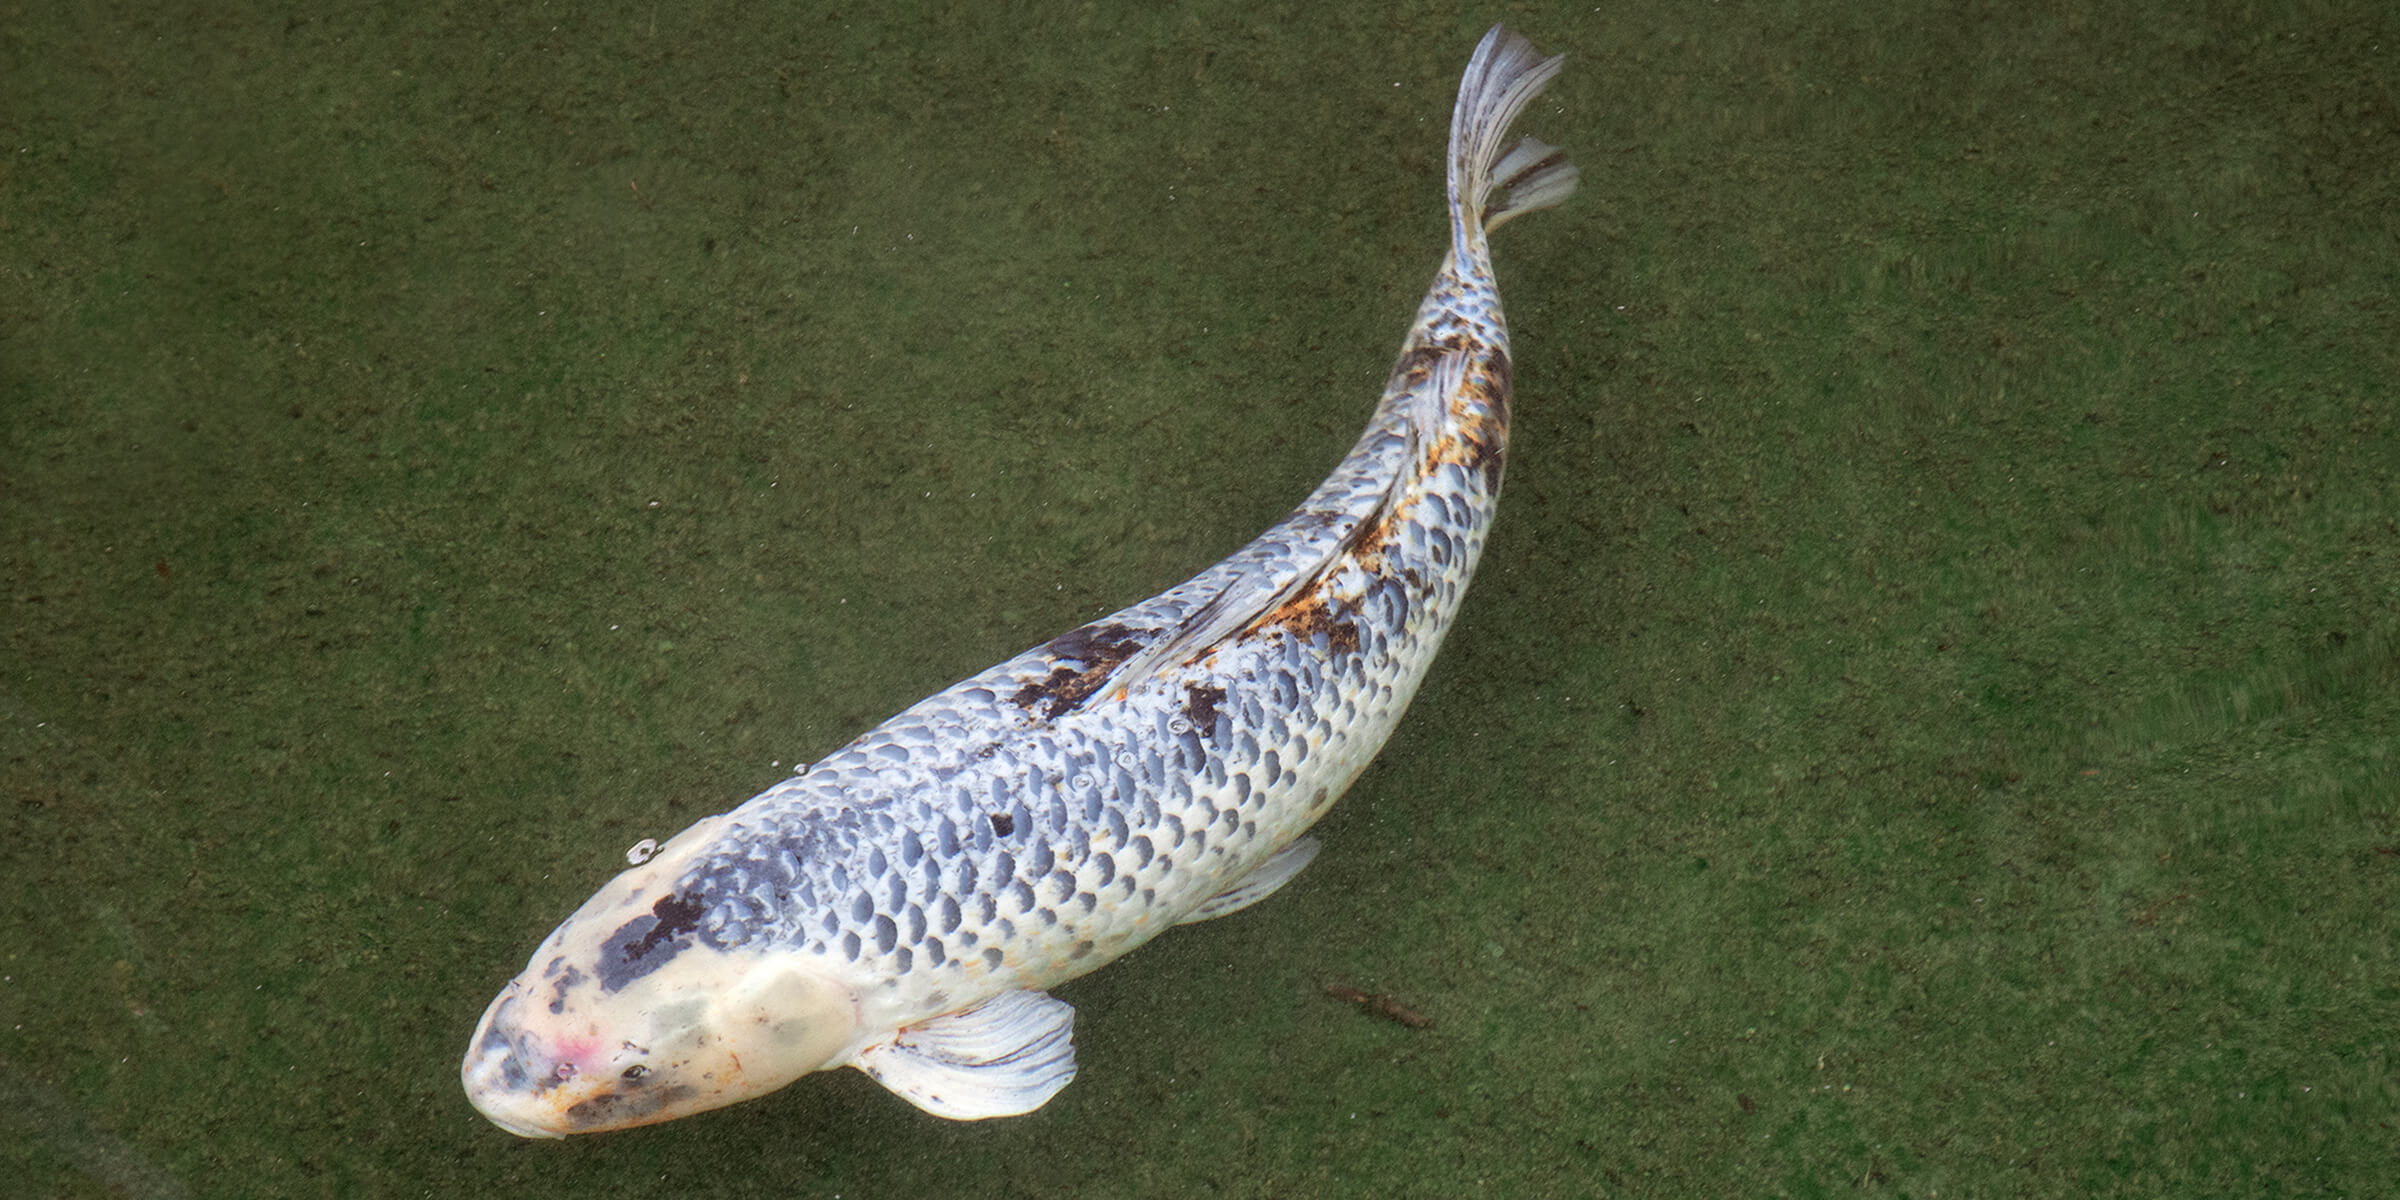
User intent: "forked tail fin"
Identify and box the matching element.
[1449,26,1578,240]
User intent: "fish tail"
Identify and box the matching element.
[1447,26,1578,244]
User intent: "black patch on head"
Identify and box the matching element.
[989,812,1015,836]
[595,892,707,993]
[543,963,588,1015]
[631,893,706,958]
[1184,684,1226,735]
[1011,622,1147,719]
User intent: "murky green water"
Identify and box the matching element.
[6,2,2396,1195]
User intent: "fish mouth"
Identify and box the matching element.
[461,987,579,1138]
[461,984,699,1137]
[463,1051,696,1138]
[473,1098,567,1141]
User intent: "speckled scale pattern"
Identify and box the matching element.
[626,240,1519,1034]
[461,25,1580,1137]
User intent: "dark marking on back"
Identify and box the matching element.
[1340,494,1398,566]
[1184,684,1225,734]
[629,893,705,961]
[1394,340,1513,493]
[989,812,1016,836]
[1391,342,1460,383]
[1486,347,1514,424]
[1423,348,1509,494]
[595,891,707,992]
[1465,427,1507,492]
[1472,349,1515,491]
[1011,622,1146,718]
[1250,590,1362,654]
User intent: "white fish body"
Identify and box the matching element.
[462,24,1575,1137]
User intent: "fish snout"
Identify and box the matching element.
[460,985,628,1138]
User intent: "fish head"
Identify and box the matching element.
[461,815,864,1137]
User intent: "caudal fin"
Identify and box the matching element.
[1449,26,1578,237]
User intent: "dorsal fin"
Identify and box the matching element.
[1093,351,1466,705]
[1100,559,1317,700]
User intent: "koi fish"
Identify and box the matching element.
[462,23,1574,1136]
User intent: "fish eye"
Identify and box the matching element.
[621,1065,649,1081]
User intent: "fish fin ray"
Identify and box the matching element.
[1450,26,1577,237]
[1177,837,1321,924]
[1102,560,1322,699]
[1409,348,1469,449]
[1486,136,1579,232]
[851,989,1077,1120]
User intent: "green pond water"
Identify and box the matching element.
[5,1,2395,1195]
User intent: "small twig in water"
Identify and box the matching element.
[1323,982,1434,1030]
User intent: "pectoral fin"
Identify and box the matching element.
[1177,837,1320,925]
[851,989,1077,1120]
